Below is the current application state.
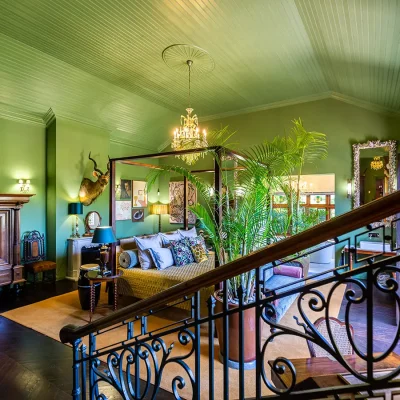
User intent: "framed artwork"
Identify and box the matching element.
[116,201,131,221]
[120,179,132,200]
[132,180,148,208]
[132,208,145,222]
[169,181,197,224]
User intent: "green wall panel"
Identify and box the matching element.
[203,98,400,217]
[110,141,159,238]
[0,118,46,237]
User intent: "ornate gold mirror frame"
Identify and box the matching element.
[353,139,397,226]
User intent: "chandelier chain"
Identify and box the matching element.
[171,59,208,165]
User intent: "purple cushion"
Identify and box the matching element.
[273,264,302,279]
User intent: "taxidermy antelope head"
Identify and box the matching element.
[79,152,110,206]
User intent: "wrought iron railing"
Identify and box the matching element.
[60,191,400,399]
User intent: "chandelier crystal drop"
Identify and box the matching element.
[371,156,383,170]
[171,60,208,165]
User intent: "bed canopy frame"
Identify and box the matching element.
[108,146,245,273]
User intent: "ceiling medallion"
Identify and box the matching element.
[162,44,215,74]
[371,156,384,170]
[163,45,213,165]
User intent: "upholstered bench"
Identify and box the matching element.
[261,259,309,334]
[24,261,57,284]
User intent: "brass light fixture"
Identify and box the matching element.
[18,179,31,193]
[171,60,208,165]
[371,156,383,170]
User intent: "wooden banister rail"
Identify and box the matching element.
[60,190,400,344]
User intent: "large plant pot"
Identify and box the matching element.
[214,291,263,370]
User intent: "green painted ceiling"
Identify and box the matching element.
[0,0,399,150]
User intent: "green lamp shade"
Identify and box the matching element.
[92,226,117,244]
[68,202,83,215]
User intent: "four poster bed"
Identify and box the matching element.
[108,146,232,307]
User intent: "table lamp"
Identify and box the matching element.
[68,202,83,238]
[151,203,169,232]
[92,226,117,274]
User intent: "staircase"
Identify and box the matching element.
[60,191,400,399]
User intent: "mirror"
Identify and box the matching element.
[353,140,397,223]
[83,211,102,236]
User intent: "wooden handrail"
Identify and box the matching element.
[60,191,400,344]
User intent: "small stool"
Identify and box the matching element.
[24,261,57,285]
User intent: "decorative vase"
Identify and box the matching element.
[213,291,263,370]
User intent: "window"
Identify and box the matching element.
[273,194,335,221]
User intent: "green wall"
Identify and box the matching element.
[0,118,46,237]
[110,141,159,238]
[46,118,111,278]
[2,97,400,280]
[203,98,400,217]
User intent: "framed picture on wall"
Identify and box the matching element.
[132,208,145,222]
[116,201,131,221]
[132,180,147,208]
[169,181,197,224]
[120,179,132,200]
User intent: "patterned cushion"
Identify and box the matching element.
[169,239,195,267]
[149,248,175,270]
[24,260,56,273]
[134,235,162,270]
[185,235,208,254]
[191,244,208,263]
[178,227,197,238]
[119,250,139,269]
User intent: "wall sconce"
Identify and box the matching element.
[18,179,31,193]
[347,179,352,199]
[115,183,121,194]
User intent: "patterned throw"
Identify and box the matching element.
[185,235,208,254]
[169,239,195,266]
[191,244,208,263]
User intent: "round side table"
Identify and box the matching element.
[88,273,121,322]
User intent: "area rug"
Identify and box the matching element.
[2,282,345,399]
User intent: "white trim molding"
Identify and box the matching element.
[0,103,45,126]
[201,92,332,121]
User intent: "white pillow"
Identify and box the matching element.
[149,248,175,270]
[134,235,162,270]
[178,227,197,238]
[159,231,182,245]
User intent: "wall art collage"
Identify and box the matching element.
[116,179,147,222]
[115,179,197,224]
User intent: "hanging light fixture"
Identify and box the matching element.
[371,156,383,170]
[171,59,208,165]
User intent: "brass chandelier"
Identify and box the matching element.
[371,156,383,170]
[171,60,208,165]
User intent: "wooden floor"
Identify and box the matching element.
[0,281,174,399]
[338,279,400,353]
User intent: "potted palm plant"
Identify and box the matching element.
[149,119,328,368]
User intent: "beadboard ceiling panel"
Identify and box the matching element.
[295,0,400,111]
[0,0,399,149]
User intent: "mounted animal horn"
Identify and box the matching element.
[79,153,111,206]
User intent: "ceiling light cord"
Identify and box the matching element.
[187,60,193,108]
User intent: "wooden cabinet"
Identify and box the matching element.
[0,194,34,288]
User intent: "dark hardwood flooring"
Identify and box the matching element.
[0,280,174,399]
[0,279,77,313]
[338,280,400,353]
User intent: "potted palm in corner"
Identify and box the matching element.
[149,119,328,369]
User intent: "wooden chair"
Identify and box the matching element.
[296,316,355,358]
[22,231,56,285]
